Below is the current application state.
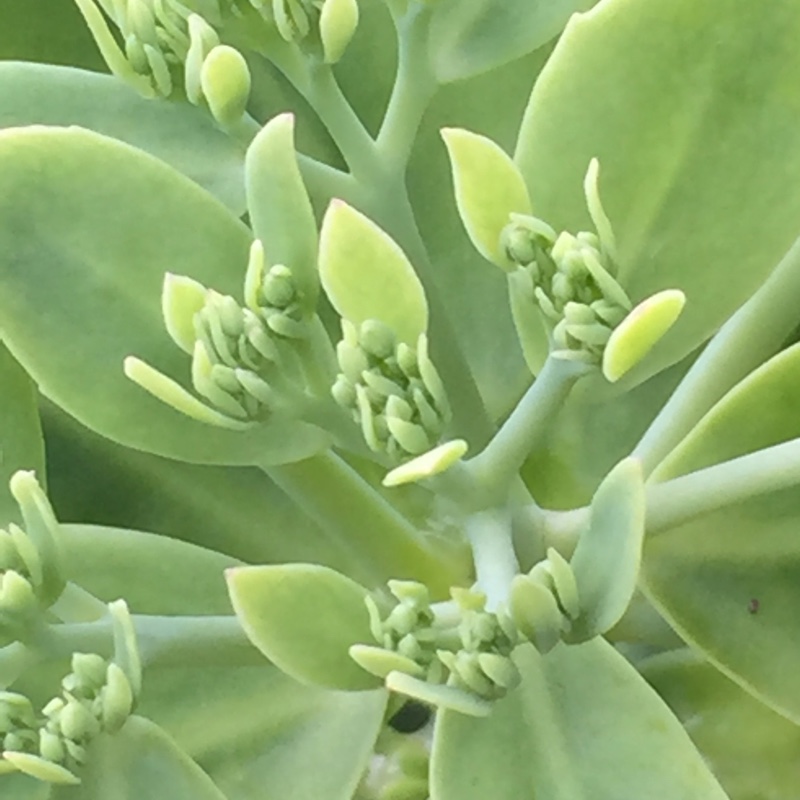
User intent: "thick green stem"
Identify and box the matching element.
[465,357,590,501]
[645,438,800,535]
[376,3,438,171]
[263,450,463,595]
[302,64,382,182]
[533,436,800,554]
[30,615,260,668]
[634,235,800,474]
[465,509,519,611]
[49,582,107,624]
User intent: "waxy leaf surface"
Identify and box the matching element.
[516,0,800,385]
[227,563,382,690]
[642,341,800,722]
[49,716,228,800]
[642,650,800,800]
[432,640,727,799]
[0,63,245,214]
[0,126,329,466]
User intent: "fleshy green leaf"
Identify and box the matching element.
[429,0,595,83]
[226,564,382,691]
[641,650,800,800]
[603,290,686,383]
[245,113,320,311]
[0,62,245,213]
[48,716,228,799]
[0,125,329,466]
[642,493,800,724]
[440,127,532,271]
[319,201,428,345]
[0,345,45,526]
[568,458,645,640]
[515,0,800,385]
[431,640,728,800]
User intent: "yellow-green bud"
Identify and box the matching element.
[320,0,360,64]
[200,45,252,128]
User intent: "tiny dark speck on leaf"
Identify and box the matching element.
[748,598,760,615]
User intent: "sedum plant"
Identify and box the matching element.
[3,0,800,796]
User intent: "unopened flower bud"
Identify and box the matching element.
[200,45,252,128]
[320,0,360,64]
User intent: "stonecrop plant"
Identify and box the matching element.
[2,0,800,797]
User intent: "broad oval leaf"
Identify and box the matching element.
[0,344,45,527]
[568,458,645,640]
[49,716,228,800]
[0,125,329,466]
[226,563,382,691]
[641,650,800,800]
[516,0,800,386]
[431,640,728,800]
[642,493,800,725]
[0,62,245,213]
[441,127,532,271]
[245,113,320,311]
[319,201,428,344]
[429,0,595,84]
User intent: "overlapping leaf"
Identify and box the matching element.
[0,126,329,466]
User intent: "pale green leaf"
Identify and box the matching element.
[441,127,532,270]
[516,0,800,385]
[226,564,382,691]
[49,716,228,800]
[0,125,329,466]
[432,640,728,800]
[319,201,428,344]
[641,650,800,800]
[0,62,245,214]
[568,458,645,640]
[245,113,320,311]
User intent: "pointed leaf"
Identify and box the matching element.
[0,345,45,527]
[641,650,800,800]
[0,62,245,213]
[569,457,645,640]
[431,640,728,800]
[245,113,320,312]
[603,289,686,382]
[319,201,428,344]
[441,127,532,270]
[226,564,382,691]
[49,716,228,800]
[0,126,328,466]
[516,0,800,385]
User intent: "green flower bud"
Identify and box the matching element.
[320,0,359,64]
[70,653,109,693]
[200,45,252,128]
[100,663,134,734]
[58,699,101,743]
[262,265,297,308]
[349,644,423,679]
[1,751,80,785]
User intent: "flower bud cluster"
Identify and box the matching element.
[502,213,632,365]
[355,582,521,707]
[0,472,66,647]
[164,242,322,424]
[0,652,135,785]
[332,320,451,462]
[247,0,360,63]
[80,1,251,124]
[353,550,581,713]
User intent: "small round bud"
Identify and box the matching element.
[200,45,252,128]
[320,0,360,64]
[262,265,297,308]
[359,319,395,359]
